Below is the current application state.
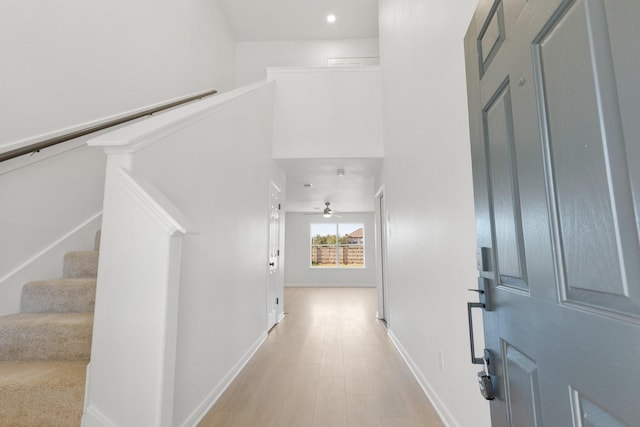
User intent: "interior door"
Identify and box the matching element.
[465,0,640,425]
[267,182,281,330]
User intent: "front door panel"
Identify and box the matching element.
[533,0,640,319]
[503,343,542,427]
[484,79,528,290]
[571,391,627,427]
[465,0,640,426]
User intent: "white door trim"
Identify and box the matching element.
[374,185,389,324]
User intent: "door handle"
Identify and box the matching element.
[467,301,485,365]
[269,262,275,267]
[467,288,496,400]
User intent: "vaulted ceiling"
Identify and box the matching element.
[219,1,382,213]
[217,0,379,41]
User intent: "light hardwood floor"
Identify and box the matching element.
[199,287,444,427]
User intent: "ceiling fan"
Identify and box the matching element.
[305,202,342,218]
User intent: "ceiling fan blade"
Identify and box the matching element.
[302,203,341,217]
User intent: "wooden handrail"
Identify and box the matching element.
[0,89,217,163]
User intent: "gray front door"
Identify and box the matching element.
[465,0,640,425]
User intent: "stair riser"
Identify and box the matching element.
[63,251,99,278]
[21,281,96,313]
[0,316,93,361]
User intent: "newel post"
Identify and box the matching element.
[82,147,191,426]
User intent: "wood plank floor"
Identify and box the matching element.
[199,287,444,427]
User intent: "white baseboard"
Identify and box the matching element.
[0,212,102,316]
[181,331,268,427]
[387,329,459,427]
[277,311,286,323]
[82,404,117,427]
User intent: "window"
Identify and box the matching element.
[310,223,365,268]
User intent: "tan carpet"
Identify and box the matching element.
[62,251,99,279]
[0,231,99,426]
[0,313,93,361]
[0,361,86,426]
[21,278,96,313]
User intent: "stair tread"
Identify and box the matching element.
[0,361,86,426]
[0,312,94,325]
[27,277,97,285]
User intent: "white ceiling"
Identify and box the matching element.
[217,0,379,41]
[277,158,382,213]
[219,2,382,214]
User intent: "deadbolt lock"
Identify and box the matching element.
[477,349,496,401]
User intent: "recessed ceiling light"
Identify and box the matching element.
[327,14,336,23]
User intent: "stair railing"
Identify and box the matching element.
[0,90,217,163]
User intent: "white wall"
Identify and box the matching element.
[269,67,384,159]
[0,0,236,317]
[0,147,105,316]
[135,84,279,426]
[285,213,377,287]
[378,1,491,427]
[235,38,379,87]
[0,0,235,151]
[84,83,282,426]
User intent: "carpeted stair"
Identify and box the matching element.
[0,231,100,426]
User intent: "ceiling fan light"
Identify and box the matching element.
[322,202,333,217]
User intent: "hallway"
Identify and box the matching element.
[199,287,444,427]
